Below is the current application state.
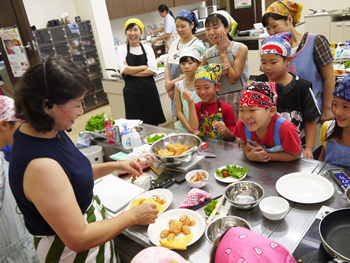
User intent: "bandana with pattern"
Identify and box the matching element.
[195,63,223,84]
[239,81,278,108]
[261,32,292,57]
[179,44,205,61]
[333,75,350,102]
[265,0,303,24]
[0,95,20,122]
[124,18,144,31]
[211,10,238,39]
[176,9,200,28]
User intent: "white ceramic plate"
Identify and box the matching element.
[144,133,167,144]
[214,165,247,183]
[276,172,334,204]
[204,205,228,220]
[124,189,173,215]
[147,209,205,247]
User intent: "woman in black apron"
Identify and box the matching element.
[117,18,165,125]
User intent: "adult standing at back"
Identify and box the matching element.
[202,11,249,120]
[117,18,166,126]
[150,4,178,53]
[165,9,206,119]
[262,0,335,124]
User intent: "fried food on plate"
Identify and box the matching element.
[130,197,166,213]
[157,143,190,157]
[159,234,194,250]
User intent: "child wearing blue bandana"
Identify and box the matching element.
[319,75,350,167]
[256,32,320,159]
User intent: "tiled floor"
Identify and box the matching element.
[67,104,112,143]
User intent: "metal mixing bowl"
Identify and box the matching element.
[225,182,264,210]
[205,216,252,244]
[151,134,202,167]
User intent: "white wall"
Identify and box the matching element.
[110,2,206,43]
[23,0,77,29]
[287,0,348,23]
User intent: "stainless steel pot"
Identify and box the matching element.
[319,208,350,261]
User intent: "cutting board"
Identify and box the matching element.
[93,174,145,213]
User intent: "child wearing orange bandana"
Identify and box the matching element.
[233,81,301,162]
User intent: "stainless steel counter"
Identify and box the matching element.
[93,124,350,262]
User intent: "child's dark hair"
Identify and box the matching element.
[176,17,196,34]
[125,23,142,32]
[179,56,199,64]
[262,13,296,27]
[158,4,174,19]
[325,102,342,142]
[205,13,233,41]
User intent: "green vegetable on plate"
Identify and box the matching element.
[85,112,114,131]
[215,165,249,179]
[147,134,166,143]
[204,200,220,217]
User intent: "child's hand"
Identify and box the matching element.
[303,148,314,159]
[167,89,174,99]
[214,121,226,133]
[182,89,194,104]
[189,129,200,135]
[165,80,173,92]
[236,138,243,148]
[246,141,271,162]
[221,63,230,76]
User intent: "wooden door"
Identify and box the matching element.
[230,0,262,31]
[143,0,174,13]
[106,0,145,20]
[0,0,39,85]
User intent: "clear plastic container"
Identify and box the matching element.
[130,128,142,149]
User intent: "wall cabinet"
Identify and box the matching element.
[173,0,203,7]
[106,0,203,19]
[142,0,174,14]
[106,0,145,20]
[33,21,108,112]
[330,21,350,44]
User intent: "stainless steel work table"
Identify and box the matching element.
[96,124,350,263]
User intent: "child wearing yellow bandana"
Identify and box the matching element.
[183,64,236,141]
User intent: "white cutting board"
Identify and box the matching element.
[93,174,145,213]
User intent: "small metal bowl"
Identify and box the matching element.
[205,216,252,244]
[225,182,264,210]
[151,134,202,167]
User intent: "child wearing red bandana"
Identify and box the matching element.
[233,81,301,162]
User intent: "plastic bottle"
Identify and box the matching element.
[330,42,335,59]
[342,42,350,59]
[130,128,142,149]
[121,123,132,150]
[104,114,114,145]
[335,43,342,59]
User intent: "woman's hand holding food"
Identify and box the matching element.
[116,159,143,179]
[129,203,159,225]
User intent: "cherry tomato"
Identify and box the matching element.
[222,171,228,177]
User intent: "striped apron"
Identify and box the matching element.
[34,195,116,263]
